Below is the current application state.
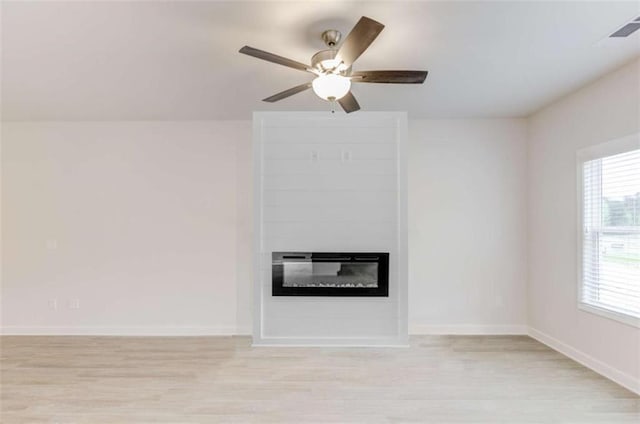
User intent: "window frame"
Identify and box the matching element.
[576,133,640,328]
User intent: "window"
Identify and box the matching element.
[578,135,640,326]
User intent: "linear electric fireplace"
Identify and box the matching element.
[272,252,389,297]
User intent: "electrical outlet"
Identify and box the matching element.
[342,150,352,162]
[69,299,80,310]
[48,299,58,310]
[46,239,58,250]
[311,150,319,162]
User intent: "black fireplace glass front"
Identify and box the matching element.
[272,252,389,297]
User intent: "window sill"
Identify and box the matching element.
[578,302,640,328]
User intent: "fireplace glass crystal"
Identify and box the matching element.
[272,252,389,297]
[282,261,379,288]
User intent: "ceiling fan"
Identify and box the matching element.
[239,16,428,113]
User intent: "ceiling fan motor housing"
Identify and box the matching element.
[311,49,351,75]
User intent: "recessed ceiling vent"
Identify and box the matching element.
[609,17,640,37]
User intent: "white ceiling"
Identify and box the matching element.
[2,0,639,121]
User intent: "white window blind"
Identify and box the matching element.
[581,146,640,321]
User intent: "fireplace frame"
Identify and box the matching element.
[272,252,389,297]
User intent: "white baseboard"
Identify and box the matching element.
[409,324,528,335]
[528,327,640,395]
[252,335,409,347]
[0,324,525,337]
[234,325,252,336]
[0,326,243,336]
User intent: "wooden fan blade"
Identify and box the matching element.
[262,83,312,103]
[351,70,428,84]
[239,46,313,73]
[338,91,360,113]
[335,17,385,68]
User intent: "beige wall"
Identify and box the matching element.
[1,118,528,335]
[409,119,528,333]
[527,58,640,388]
[1,121,252,334]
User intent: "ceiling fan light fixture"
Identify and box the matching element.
[312,74,351,101]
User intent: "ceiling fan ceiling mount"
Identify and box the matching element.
[321,29,342,48]
[239,16,428,113]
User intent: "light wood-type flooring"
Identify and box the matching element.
[1,335,638,423]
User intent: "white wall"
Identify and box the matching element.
[1,121,252,334]
[408,119,528,334]
[1,118,527,335]
[527,58,640,390]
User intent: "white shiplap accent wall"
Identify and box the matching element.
[253,112,408,346]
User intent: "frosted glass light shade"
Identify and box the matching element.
[312,74,351,101]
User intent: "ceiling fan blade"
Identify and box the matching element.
[239,46,313,73]
[262,82,312,103]
[338,91,360,113]
[351,70,428,84]
[335,16,385,68]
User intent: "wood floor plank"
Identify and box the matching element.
[1,335,638,423]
